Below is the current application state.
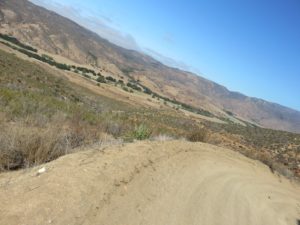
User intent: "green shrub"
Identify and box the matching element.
[143,87,152,95]
[83,74,91,79]
[127,82,142,92]
[122,87,129,92]
[96,76,106,83]
[132,124,152,140]
[76,66,96,75]
[106,76,117,82]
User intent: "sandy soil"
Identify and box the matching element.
[0,141,299,225]
[0,28,299,225]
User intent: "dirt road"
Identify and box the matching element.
[0,141,299,225]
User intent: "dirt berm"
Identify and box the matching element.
[0,141,299,225]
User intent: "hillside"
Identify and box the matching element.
[0,141,299,225]
[0,47,213,170]
[1,0,300,133]
[0,19,299,225]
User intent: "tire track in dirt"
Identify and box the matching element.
[0,141,299,225]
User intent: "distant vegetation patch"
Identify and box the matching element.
[127,82,142,92]
[0,33,37,52]
[73,66,96,76]
[106,76,117,82]
[96,75,106,83]
[0,33,216,119]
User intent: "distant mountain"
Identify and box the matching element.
[1,0,300,133]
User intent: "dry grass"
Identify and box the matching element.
[151,134,174,142]
[0,114,106,171]
[242,150,294,179]
[187,128,208,143]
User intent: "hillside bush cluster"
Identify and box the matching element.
[1,32,216,119]
[0,33,37,52]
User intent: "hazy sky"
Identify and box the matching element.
[31,0,300,111]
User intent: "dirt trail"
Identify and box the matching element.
[0,141,299,225]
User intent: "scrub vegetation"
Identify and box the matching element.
[0,36,299,179]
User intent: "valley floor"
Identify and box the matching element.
[0,141,299,225]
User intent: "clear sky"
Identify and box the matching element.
[32,0,300,111]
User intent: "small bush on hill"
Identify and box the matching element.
[122,87,129,92]
[143,87,152,95]
[132,124,152,140]
[187,128,208,142]
[96,76,106,83]
[127,82,142,92]
[106,76,117,82]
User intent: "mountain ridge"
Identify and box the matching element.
[1,0,300,133]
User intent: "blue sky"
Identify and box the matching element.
[31,0,300,111]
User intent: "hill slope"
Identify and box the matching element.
[0,141,299,225]
[1,0,300,133]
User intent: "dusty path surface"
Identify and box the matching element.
[0,141,299,225]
